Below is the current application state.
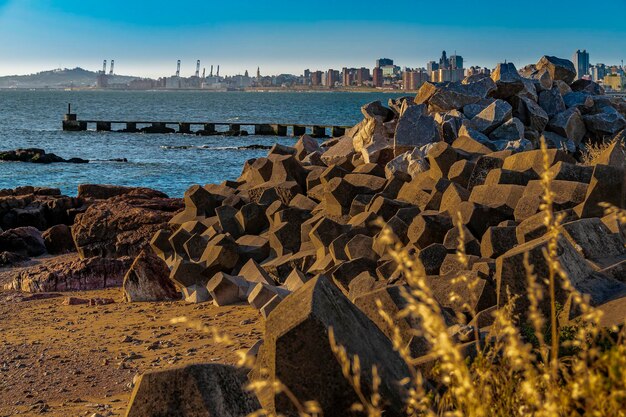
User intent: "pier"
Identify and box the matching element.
[62,109,351,138]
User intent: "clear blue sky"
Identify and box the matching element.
[1,0,625,77]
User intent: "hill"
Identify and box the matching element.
[0,67,140,89]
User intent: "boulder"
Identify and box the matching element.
[538,88,566,118]
[72,194,182,259]
[126,363,260,417]
[536,56,577,84]
[123,249,180,302]
[547,108,586,143]
[8,255,132,293]
[470,99,512,135]
[517,96,549,132]
[583,106,626,136]
[206,272,249,306]
[0,226,46,257]
[254,276,411,417]
[42,224,75,254]
[77,184,168,200]
[495,234,626,315]
[394,105,441,152]
[490,62,524,98]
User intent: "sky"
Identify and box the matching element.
[0,0,625,77]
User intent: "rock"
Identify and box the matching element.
[418,81,491,112]
[570,79,605,95]
[42,224,75,254]
[501,148,575,176]
[394,105,441,152]
[547,108,586,143]
[0,148,88,164]
[513,180,587,221]
[407,211,454,249]
[480,226,518,259]
[538,88,566,118]
[9,255,132,292]
[563,92,595,110]
[254,276,411,417]
[495,234,626,315]
[583,106,626,136]
[126,363,260,417]
[77,184,168,200]
[206,273,249,306]
[536,56,577,84]
[72,194,182,259]
[384,147,430,179]
[320,137,355,167]
[559,218,626,267]
[123,249,180,302]
[200,234,240,278]
[470,99,512,134]
[182,284,212,304]
[490,62,524,98]
[517,96,549,132]
[361,100,394,122]
[574,164,625,218]
[236,235,270,263]
[541,132,577,153]
[0,226,46,257]
[489,117,524,141]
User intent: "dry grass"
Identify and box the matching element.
[171,138,626,417]
[580,136,624,166]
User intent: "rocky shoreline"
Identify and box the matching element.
[1,55,626,416]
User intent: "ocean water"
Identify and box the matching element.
[0,90,405,197]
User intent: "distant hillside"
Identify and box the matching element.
[0,67,140,88]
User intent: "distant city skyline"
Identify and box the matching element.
[1,0,625,77]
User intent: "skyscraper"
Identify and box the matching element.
[439,51,449,69]
[449,54,463,70]
[376,58,394,68]
[373,67,384,87]
[573,50,590,80]
[427,61,439,75]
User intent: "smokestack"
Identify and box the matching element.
[195,60,200,78]
[176,60,181,77]
[202,68,205,79]
[102,60,107,74]
[109,60,115,76]
[217,65,220,77]
[210,65,213,77]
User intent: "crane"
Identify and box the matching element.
[195,60,200,78]
[176,60,181,77]
[109,60,114,76]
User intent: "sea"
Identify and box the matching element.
[0,90,406,197]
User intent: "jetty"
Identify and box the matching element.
[62,107,351,138]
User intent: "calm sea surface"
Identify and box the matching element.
[0,91,405,197]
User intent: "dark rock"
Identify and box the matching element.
[0,226,46,257]
[254,276,411,417]
[490,62,524,98]
[42,224,75,254]
[536,56,577,84]
[126,363,260,417]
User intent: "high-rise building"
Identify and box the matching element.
[439,51,449,69]
[326,69,340,87]
[449,54,463,70]
[311,71,323,86]
[342,67,358,86]
[373,67,384,87]
[431,68,465,83]
[356,67,371,85]
[402,69,429,90]
[376,58,394,68]
[573,50,590,80]
[427,61,439,75]
[590,63,607,82]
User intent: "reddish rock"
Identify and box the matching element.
[123,249,181,302]
[8,254,132,293]
[42,224,75,254]
[72,194,183,259]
